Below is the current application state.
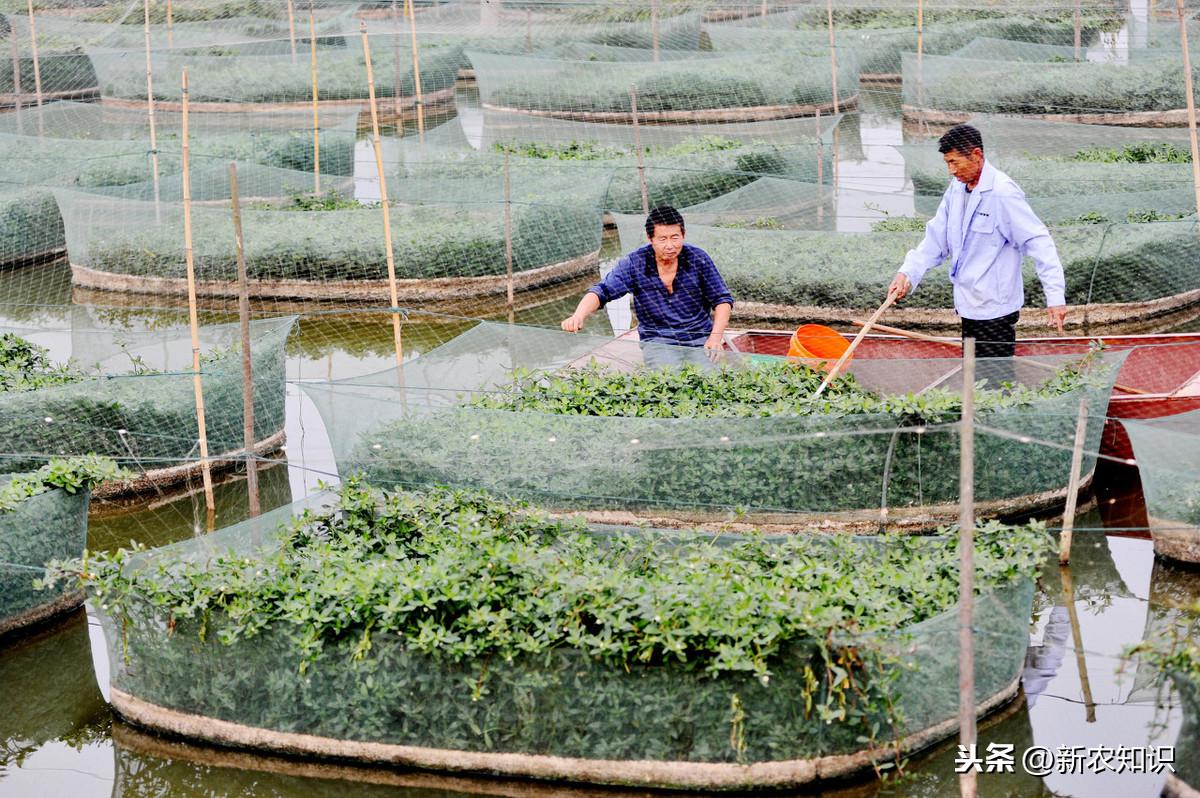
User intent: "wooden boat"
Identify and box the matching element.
[726,329,1200,461]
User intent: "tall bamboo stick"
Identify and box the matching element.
[228,162,260,518]
[392,0,403,119]
[1058,398,1090,564]
[404,0,424,141]
[1178,0,1200,220]
[180,67,216,520]
[143,0,161,223]
[504,151,515,323]
[1061,565,1098,722]
[815,107,823,223]
[917,0,924,110]
[826,0,838,113]
[1074,0,1082,61]
[309,0,320,194]
[286,0,298,64]
[361,23,404,371]
[9,31,22,133]
[631,85,648,214]
[25,0,41,108]
[651,0,660,63]
[166,0,173,47]
[957,338,977,798]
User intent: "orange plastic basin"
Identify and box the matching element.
[787,324,851,366]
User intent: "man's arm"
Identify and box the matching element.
[1000,187,1067,333]
[891,188,952,300]
[561,258,633,333]
[696,250,735,350]
[705,302,733,351]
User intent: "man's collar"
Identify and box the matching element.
[973,160,997,193]
[643,243,688,272]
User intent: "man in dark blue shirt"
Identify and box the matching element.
[560,206,735,369]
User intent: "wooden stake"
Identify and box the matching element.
[812,290,897,398]
[286,0,298,64]
[166,0,173,48]
[1080,0,1089,60]
[1177,0,1200,219]
[25,0,41,109]
[180,67,216,522]
[404,0,425,141]
[917,0,924,111]
[9,30,22,133]
[361,23,404,371]
[309,0,320,194]
[816,107,824,223]
[504,151,515,323]
[651,0,660,63]
[228,162,260,518]
[957,337,977,798]
[1058,398,1090,564]
[1060,564,1098,722]
[143,0,161,223]
[631,84,649,215]
[826,0,838,113]
[392,0,403,120]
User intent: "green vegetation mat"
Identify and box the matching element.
[1,457,118,626]
[48,481,1044,763]
[337,349,1118,517]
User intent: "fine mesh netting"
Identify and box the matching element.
[0,314,292,480]
[298,321,1123,528]
[1126,410,1200,563]
[86,485,1038,769]
[0,484,88,633]
[612,214,1200,314]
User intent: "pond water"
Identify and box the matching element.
[1,79,1197,797]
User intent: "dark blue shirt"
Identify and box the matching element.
[587,243,734,345]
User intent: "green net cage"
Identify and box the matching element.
[1126,409,1200,565]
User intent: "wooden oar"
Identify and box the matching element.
[812,291,898,399]
[849,319,1152,396]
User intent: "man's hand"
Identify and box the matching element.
[888,273,912,302]
[561,314,585,333]
[704,332,725,362]
[1047,305,1067,335]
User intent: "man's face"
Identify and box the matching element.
[648,223,685,264]
[943,147,985,186]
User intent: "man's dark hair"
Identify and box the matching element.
[645,206,686,238]
[938,124,984,156]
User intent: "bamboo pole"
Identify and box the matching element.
[631,85,649,215]
[1080,0,1089,60]
[286,0,298,64]
[404,0,425,141]
[166,0,173,47]
[917,0,924,110]
[812,291,897,398]
[651,0,660,63]
[9,31,22,134]
[826,0,838,113]
[1060,565,1098,722]
[309,0,320,194]
[504,151,515,323]
[815,107,824,223]
[957,337,977,798]
[361,23,404,371]
[525,8,532,53]
[142,0,161,223]
[228,162,260,518]
[1058,399,1090,564]
[1177,0,1200,220]
[180,67,217,522]
[392,0,403,120]
[25,0,41,108]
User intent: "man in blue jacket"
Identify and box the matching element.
[561,206,735,369]
[888,124,1067,384]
